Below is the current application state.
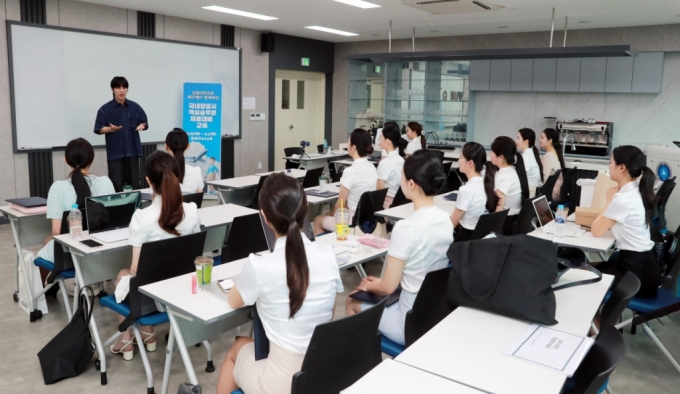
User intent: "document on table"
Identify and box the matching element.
[505,324,594,377]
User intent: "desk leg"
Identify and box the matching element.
[216,187,226,205]
[162,323,176,394]
[168,310,200,386]
[9,218,38,319]
[379,256,387,277]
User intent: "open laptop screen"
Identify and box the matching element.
[86,192,141,234]
[532,195,554,227]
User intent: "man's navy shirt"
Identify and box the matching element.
[94,99,149,160]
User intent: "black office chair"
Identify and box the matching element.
[182,192,204,209]
[562,325,626,394]
[316,144,324,154]
[470,209,509,240]
[250,175,268,210]
[542,169,561,204]
[595,272,641,335]
[351,189,389,234]
[221,213,269,263]
[653,177,676,233]
[442,161,452,174]
[302,167,324,189]
[390,187,411,208]
[284,147,304,170]
[447,169,463,193]
[381,267,454,357]
[431,150,445,163]
[513,197,539,235]
[291,299,386,394]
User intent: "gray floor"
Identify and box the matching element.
[1,204,679,393]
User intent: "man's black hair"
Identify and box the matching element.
[110,76,129,89]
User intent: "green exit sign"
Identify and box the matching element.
[374,65,381,73]
[301,58,310,66]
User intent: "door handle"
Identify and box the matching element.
[289,125,294,130]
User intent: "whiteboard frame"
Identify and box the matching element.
[6,20,242,153]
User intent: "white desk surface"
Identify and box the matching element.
[197,204,258,229]
[395,269,614,394]
[255,169,307,178]
[316,233,389,269]
[206,175,262,190]
[284,151,349,162]
[0,205,46,219]
[342,359,482,394]
[374,191,458,221]
[305,182,341,205]
[54,231,130,255]
[528,227,616,253]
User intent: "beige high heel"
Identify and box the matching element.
[139,330,157,352]
[110,338,134,361]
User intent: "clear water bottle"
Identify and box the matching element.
[68,203,82,240]
[554,204,566,242]
[323,138,329,154]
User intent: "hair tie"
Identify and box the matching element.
[161,163,169,169]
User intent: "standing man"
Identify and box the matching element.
[94,76,149,191]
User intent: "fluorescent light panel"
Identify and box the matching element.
[305,26,359,36]
[334,0,381,9]
[202,5,278,21]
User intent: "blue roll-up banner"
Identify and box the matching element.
[182,82,222,198]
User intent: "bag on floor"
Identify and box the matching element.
[447,235,558,325]
[37,286,95,385]
[177,383,202,394]
[18,250,48,316]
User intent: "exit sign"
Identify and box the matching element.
[374,66,381,73]
[301,58,310,66]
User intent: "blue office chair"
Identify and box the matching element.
[100,232,215,391]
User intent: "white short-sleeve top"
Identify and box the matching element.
[494,166,523,216]
[128,196,201,247]
[236,234,343,354]
[603,181,655,252]
[389,206,453,296]
[377,150,405,198]
[405,138,422,155]
[340,157,378,212]
[181,164,205,194]
[522,149,543,187]
[455,176,488,230]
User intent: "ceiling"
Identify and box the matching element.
[77,0,680,43]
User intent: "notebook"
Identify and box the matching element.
[349,286,402,307]
[86,192,140,243]
[443,193,458,202]
[532,196,586,238]
[6,197,47,207]
[199,276,239,302]
[306,190,339,198]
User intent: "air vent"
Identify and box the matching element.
[402,0,503,15]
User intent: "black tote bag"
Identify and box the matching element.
[447,235,559,325]
[37,287,95,385]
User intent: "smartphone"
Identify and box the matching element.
[218,279,235,293]
[80,239,103,248]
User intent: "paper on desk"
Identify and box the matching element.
[505,324,594,377]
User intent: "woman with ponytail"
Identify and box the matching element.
[404,121,425,157]
[110,151,200,360]
[540,128,566,200]
[377,124,406,209]
[345,150,453,346]
[217,173,342,394]
[451,142,498,241]
[491,136,530,235]
[591,146,661,296]
[516,128,544,194]
[165,128,204,193]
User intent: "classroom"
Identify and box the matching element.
[1,0,679,393]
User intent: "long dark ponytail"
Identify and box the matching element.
[518,128,544,179]
[258,173,310,318]
[612,146,657,227]
[65,138,95,208]
[145,151,185,236]
[462,142,498,212]
[382,125,404,157]
[403,150,448,196]
[165,128,189,183]
[407,121,426,151]
[543,128,566,170]
[492,136,530,202]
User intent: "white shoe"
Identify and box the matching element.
[133,330,157,352]
[110,338,134,361]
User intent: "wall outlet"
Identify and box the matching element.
[249,113,266,121]
[257,162,262,169]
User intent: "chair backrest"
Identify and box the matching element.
[655,177,676,230]
[302,167,324,189]
[447,169,463,193]
[316,144,324,153]
[291,299,386,394]
[442,161,452,174]
[542,169,561,204]
[390,187,411,208]
[470,209,509,240]
[52,209,88,275]
[600,271,641,327]
[513,197,539,235]
[351,189,389,232]
[404,267,453,347]
[570,324,626,394]
[182,192,204,209]
[223,213,269,263]
[251,175,268,210]
[431,150,445,163]
[663,226,680,297]
[284,147,304,157]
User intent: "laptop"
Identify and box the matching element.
[531,196,587,238]
[86,192,141,243]
[6,196,47,207]
[260,212,317,252]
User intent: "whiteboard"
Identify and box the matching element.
[8,23,241,152]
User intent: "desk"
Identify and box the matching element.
[395,270,614,394]
[342,359,483,394]
[284,151,350,172]
[528,228,615,255]
[305,182,341,217]
[254,169,307,178]
[374,191,458,221]
[207,171,307,206]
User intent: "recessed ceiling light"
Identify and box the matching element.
[202,5,278,21]
[333,0,381,9]
[305,26,359,36]
[431,30,440,33]
[578,20,591,23]
[498,26,508,28]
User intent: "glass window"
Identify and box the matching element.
[366,84,371,108]
[282,79,290,109]
[297,80,305,109]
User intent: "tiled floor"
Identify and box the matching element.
[0,205,679,393]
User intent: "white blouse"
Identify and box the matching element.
[405,138,422,155]
[494,166,523,216]
[377,150,405,198]
[128,196,201,247]
[181,164,205,194]
[340,157,378,212]
[455,177,488,230]
[522,149,543,188]
[604,181,655,252]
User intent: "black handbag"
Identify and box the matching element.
[37,286,95,385]
[555,247,602,290]
[447,235,559,325]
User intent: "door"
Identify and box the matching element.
[275,70,326,171]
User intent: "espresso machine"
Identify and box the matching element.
[556,120,614,156]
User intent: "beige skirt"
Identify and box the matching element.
[233,341,305,394]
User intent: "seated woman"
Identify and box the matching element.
[217,173,343,394]
[376,124,405,209]
[404,121,425,158]
[345,150,453,346]
[165,128,205,194]
[313,129,377,235]
[490,136,530,235]
[450,142,498,242]
[110,151,201,360]
[516,128,544,196]
[591,145,661,297]
[540,128,566,201]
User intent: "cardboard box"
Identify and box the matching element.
[575,207,602,227]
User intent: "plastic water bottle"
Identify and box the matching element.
[68,204,82,240]
[323,138,329,154]
[554,204,566,242]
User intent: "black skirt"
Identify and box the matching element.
[597,249,661,297]
[456,227,474,242]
